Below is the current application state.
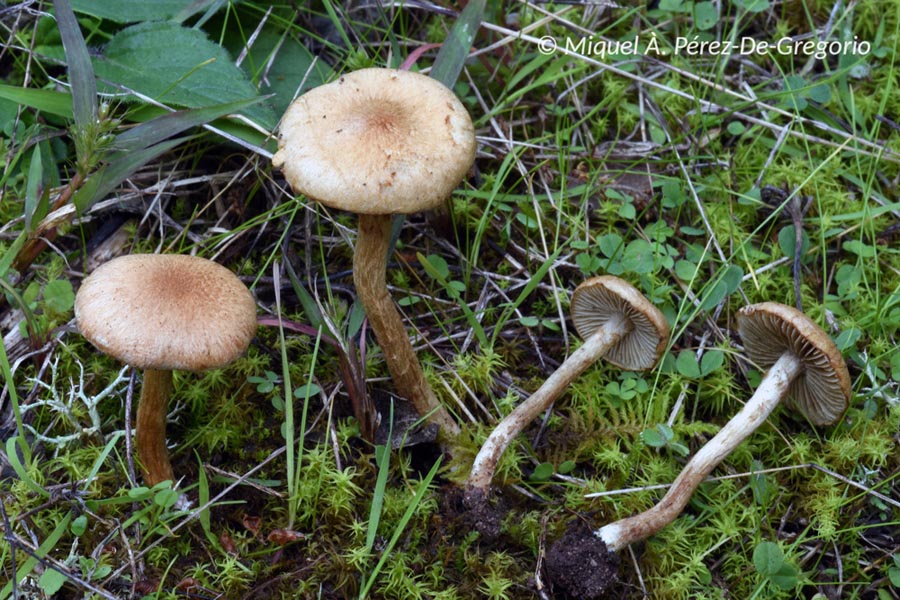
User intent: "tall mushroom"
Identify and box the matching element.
[75,254,258,486]
[466,276,669,497]
[546,302,851,599]
[272,68,475,437]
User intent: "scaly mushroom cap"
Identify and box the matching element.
[737,302,851,425]
[75,254,258,371]
[272,68,476,215]
[570,276,669,370]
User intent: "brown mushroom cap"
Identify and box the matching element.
[570,276,670,370]
[737,302,851,425]
[272,68,476,215]
[75,254,258,371]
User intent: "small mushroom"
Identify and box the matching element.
[466,276,669,496]
[546,302,851,598]
[272,68,476,437]
[75,254,257,486]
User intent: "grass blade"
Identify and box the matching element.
[109,97,267,158]
[53,0,97,131]
[0,511,72,599]
[430,0,484,88]
[358,455,442,599]
[0,84,74,119]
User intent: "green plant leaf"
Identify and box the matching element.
[777,225,809,259]
[71,0,196,22]
[39,568,67,595]
[700,350,724,376]
[676,350,702,378]
[0,84,74,119]
[530,462,554,482]
[0,511,72,598]
[226,28,331,120]
[109,97,266,159]
[43,279,75,315]
[92,22,276,129]
[70,514,88,536]
[430,0,484,89]
[770,563,799,590]
[53,0,97,131]
[640,427,667,448]
[72,136,186,212]
[753,541,784,576]
[24,144,48,232]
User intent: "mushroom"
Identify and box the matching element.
[546,302,851,599]
[272,68,475,437]
[75,254,258,486]
[466,276,669,496]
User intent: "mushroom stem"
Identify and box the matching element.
[136,368,175,486]
[353,213,460,436]
[467,313,632,492]
[597,351,802,552]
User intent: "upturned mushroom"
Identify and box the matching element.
[75,254,258,486]
[466,276,669,496]
[272,68,476,437]
[546,301,851,599]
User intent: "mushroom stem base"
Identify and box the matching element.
[136,369,175,486]
[353,213,460,437]
[597,351,802,552]
[467,313,631,492]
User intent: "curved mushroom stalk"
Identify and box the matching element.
[597,352,801,551]
[546,302,850,598]
[467,313,631,492]
[466,276,669,498]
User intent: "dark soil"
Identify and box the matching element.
[545,522,620,599]
[460,486,506,542]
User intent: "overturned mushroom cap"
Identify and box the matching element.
[272,68,476,215]
[737,302,850,426]
[570,276,669,370]
[75,254,258,371]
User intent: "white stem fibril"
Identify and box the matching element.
[467,313,632,492]
[597,352,802,552]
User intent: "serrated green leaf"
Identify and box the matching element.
[92,22,276,129]
[71,0,196,22]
